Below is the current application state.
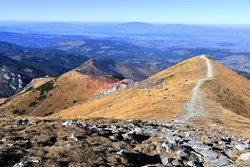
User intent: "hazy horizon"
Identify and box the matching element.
[1,0,250,25]
[0,21,250,27]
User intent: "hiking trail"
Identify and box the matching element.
[178,55,213,122]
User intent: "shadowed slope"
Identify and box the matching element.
[76,58,161,81]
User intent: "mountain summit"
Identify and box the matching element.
[1,55,249,137]
[76,58,161,81]
[76,58,124,78]
[53,55,250,137]
[1,55,250,166]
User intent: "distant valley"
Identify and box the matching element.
[0,30,249,165]
[0,22,250,51]
[1,0,250,165]
[0,27,249,98]
[0,30,249,75]
[0,39,164,97]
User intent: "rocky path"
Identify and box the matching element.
[178,55,213,122]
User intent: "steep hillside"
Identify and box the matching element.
[76,58,124,78]
[53,56,206,120]
[198,59,250,135]
[76,58,161,81]
[0,41,88,76]
[53,55,250,137]
[2,55,249,138]
[0,41,88,97]
[0,71,118,116]
[0,57,45,97]
[0,41,87,76]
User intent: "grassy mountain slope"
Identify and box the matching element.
[52,56,250,137]
[53,56,205,120]
[0,71,111,116]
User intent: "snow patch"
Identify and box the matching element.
[18,77,23,89]
[10,84,17,90]
[4,74,10,80]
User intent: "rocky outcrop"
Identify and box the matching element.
[0,116,249,166]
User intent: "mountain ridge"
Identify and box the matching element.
[1,55,249,139]
[0,41,88,97]
[51,56,250,137]
[76,58,161,81]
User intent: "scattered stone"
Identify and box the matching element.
[0,138,6,143]
[161,157,170,165]
[116,150,123,155]
[0,117,249,166]
[14,161,25,167]
[176,150,189,158]
[187,161,195,167]
[70,134,79,141]
[238,152,250,161]
[62,120,86,127]
[14,160,39,167]
[162,142,174,151]
[16,118,36,125]
[235,144,248,151]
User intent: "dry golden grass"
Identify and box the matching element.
[52,57,206,120]
[0,71,103,116]
[2,56,250,139]
[200,60,250,138]
[25,77,54,89]
[0,78,53,105]
[52,56,250,138]
[203,60,250,118]
[0,98,6,104]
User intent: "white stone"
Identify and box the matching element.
[116,150,124,155]
[238,152,250,161]
[162,142,173,151]
[187,161,195,167]
[14,162,25,167]
[176,150,188,158]
[0,138,6,143]
[30,160,39,163]
[161,157,169,165]
[62,120,86,127]
[134,127,142,134]
[70,134,79,141]
[235,144,248,151]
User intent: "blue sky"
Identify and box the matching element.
[0,0,250,25]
